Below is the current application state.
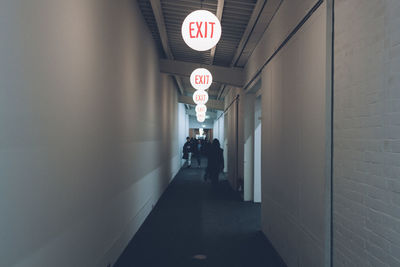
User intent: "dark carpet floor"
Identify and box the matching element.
[114,159,286,267]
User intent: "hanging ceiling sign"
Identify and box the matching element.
[193,90,209,105]
[195,104,207,114]
[190,68,213,90]
[181,10,222,51]
[196,112,206,118]
[197,113,206,122]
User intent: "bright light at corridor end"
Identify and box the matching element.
[181,10,222,51]
[190,68,213,90]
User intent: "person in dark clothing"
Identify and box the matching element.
[207,138,224,185]
[200,139,206,155]
[194,139,202,168]
[182,137,192,168]
[203,139,212,182]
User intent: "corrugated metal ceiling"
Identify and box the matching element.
[137,0,258,102]
[214,0,257,66]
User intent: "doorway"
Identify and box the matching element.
[243,82,262,203]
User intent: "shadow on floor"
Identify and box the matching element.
[114,161,286,267]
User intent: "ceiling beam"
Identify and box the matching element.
[234,0,282,67]
[178,95,225,111]
[159,59,244,87]
[174,76,185,95]
[230,0,267,66]
[149,0,172,58]
[210,0,225,65]
[149,0,184,95]
[217,84,225,100]
[185,87,219,97]
[217,0,267,99]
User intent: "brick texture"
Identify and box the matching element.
[334,0,400,266]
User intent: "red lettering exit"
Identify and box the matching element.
[195,95,206,101]
[189,21,216,39]
[195,75,210,85]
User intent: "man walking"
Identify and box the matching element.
[182,137,192,168]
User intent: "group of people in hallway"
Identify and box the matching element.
[183,137,224,185]
[182,137,202,168]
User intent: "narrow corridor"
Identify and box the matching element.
[2,1,400,266]
[115,160,285,267]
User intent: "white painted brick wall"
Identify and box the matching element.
[334,0,400,266]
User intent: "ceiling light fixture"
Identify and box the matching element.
[181,10,222,51]
[193,90,209,105]
[190,68,213,90]
[195,104,207,114]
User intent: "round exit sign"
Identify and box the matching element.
[190,68,213,90]
[181,10,222,51]
[193,90,209,105]
[195,104,207,114]
[197,113,206,122]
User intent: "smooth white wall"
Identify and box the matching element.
[178,104,189,166]
[244,0,321,86]
[254,96,262,203]
[333,0,400,266]
[224,88,245,189]
[213,112,225,154]
[243,93,255,201]
[212,112,227,173]
[213,117,220,140]
[223,112,229,174]
[258,2,329,266]
[0,1,180,267]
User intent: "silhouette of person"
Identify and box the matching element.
[194,139,202,168]
[182,137,192,168]
[207,139,224,185]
